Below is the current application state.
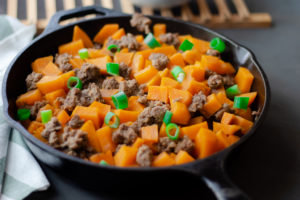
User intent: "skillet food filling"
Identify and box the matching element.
[16,14,259,167]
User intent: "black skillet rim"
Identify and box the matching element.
[1,14,271,173]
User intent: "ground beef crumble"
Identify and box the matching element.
[55,53,73,72]
[119,62,132,79]
[174,135,194,154]
[67,115,84,129]
[206,49,220,57]
[189,91,207,113]
[222,74,235,87]
[130,13,152,34]
[60,126,88,151]
[75,63,101,85]
[112,123,138,145]
[102,77,120,89]
[41,117,62,148]
[136,145,153,167]
[26,72,43,91]
[159,33,180,48]
[154,137,177,154]
[30,100,48,119]
[149,53,169,70]
[207,74,224,89]
[214,103,234,121]
[119,79,139,96]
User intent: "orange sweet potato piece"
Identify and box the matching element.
[72,106,100,129]
[153,46,177,57]
[189,116,205,125]
[147,86,169,103]
[89,49,110,58]
[213,122,241,135]
[81,120,101,152]
[181,121,208,140]
[234,107,253,121]
[159,68,170,78]
[72,25,93,48]
[96,126,116,153]
[114,145,138,167]
[175,150,195,165]
[152,152,175,167]
[132,137,144,149]
[181,78,210,95]
[184,65,205,82]
[127,96,145,113]
[216,92,234,107]
[201,55,235,74]
[114,52,134,66]
[36,75,65,94]
[58,39,84,55]
[145,74,161,90]
[69,58,84,68]
[202,93,222,117]
[131,53,145,74]
[89,101,111,120]
[45,89,66,105]
[221,112,235,124]
[114,109,139,123]
[141,125,159,144]
[134,65,158,84]
[227,135,240,145]
[194,128,218,159]
[189,37,210,53]
[182,50,202,65]
[171,101,191,125]
[16,89,43,106]
[135,35,144,43]
[234,67,254,93]
[28,121,46,143]
[59,70,75,91]
[100,89,119,107]
[221,112,253,134]
[87,56,112,74]
[89,150,115,165]
[138,49,153,59]
[36,104,53,122]
[216,130,231,150]
[237,92,257,106]
[160,77,180,89]
[159,123,167,137]
[56,110,70,126]
[168,52,185,68]
[168,88,192,106]
[31,55,53,73]
[153,23,166,37]
[93,24,119,44]
[111,28,125,40]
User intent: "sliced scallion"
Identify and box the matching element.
[104,112,120,129]
[166,123,180,141]
[111,91,128,109]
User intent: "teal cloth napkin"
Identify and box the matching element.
[0,15,49,200]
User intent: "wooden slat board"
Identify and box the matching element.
[5,0,271,33]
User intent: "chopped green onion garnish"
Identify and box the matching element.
[226,84,240,99]
[78,48,89,59]
[163,111,173,125]
[233,96,250,110]
[67,76,82,90]
[99,160,109,166]
[171,66,186,83]
[166,123,180,141]
[112,91,128,109]
[179,39,194,51]
[41,110,52,124]
[107,44,120,53]
[104,112,120,129]
[210,38,226,53]
[17,108,30,121]
[106,63,119,76]
[144,32,161,49]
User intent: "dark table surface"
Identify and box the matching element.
[20,0,300,199]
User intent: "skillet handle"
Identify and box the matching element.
[43,6,124,34]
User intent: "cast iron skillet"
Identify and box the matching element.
[2,6,270,200]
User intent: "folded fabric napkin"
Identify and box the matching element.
[0,15,49,200]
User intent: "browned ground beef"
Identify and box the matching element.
[205,69,217,79]
[137,101,169,128]
[206,49,220,57]
[214,103,234,121]
[41,117,62,143]
[25,72,43,91]
[154,137,177,154]
[60,126,88,151]
[119,79,139,96]
[102,77,120,89]
[120,33,141,51]
[149,53,169,70]
[112,123,138,145]
[136,145,153,167]
[60,88,82,112]
[55,53,73,72]
[138,95,148,105]
[174,135,194,154]
[93,43,102,49]
[81,83,104,105]
[159,33,180,48]
[75,63,101,85]
[119,62,132,79]
[189,91,207,113]
[67,115,84,129]
[207,74,224,89]
[30,100,48,119]
[130,13,152,34]
[222,75,235,87]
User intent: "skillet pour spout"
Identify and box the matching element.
[1,6,270,200]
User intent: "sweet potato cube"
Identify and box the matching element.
[87,56,112,74]
[114,145,138,167]
[56,110,70,126]
[45,89,66,105]
[58,39,84,55]
[182,50,202,65]
[131,53,145,74]
[161,77,180,89]
[141,125,159,144]
[213,122,241,135]
[16,89,43,106]
[181,121,208,140]
[72,25,93,48]
[114,109,139,123]
[221,112,253,134]
[189,116,205,125]
[175,150,195,165]
[89,101,111,121]
[93,24,119,44]
[171,101,191,125]
[168,52,185,68]
[216,130,231,150]
[234,67,254,93]
[89,150,115,165]
[203,93,222,117]
[96,126,116,153]
[127,96,145,113]
[168,88,193,106]
[237,92,257,106]
[72,106,100,129]
[36,75,65,94]
[114,52,134,66]
[194,128,218,159]
[134,65,158,84]
[147,86,169,103]
[132,137,144,149]
[153,46,177,57]
[81,120,101,152]
[152,152,175,167]
[31,55,53,73]
[153,23,166,37]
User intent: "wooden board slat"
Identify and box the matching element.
[141,7,153,15]
[214,0,232,21]
[82,0,95,6]
[120,0,134,14]
[7,0,17,18]
[27,0,37,23]
[63,0,76,10]
[101,0,113,9]
[198,0,212,23]
[233,0,250,19]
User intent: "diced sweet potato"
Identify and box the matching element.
[194,128,218,159]
[96,126,116,153]
[58,40,84,55]
[31,55,53,73]
[171,101,191,125]
[72,106,101,129]
[181,121,208,140]
[152,152,175,167]
[141,125,159,145]
[93,24,119,44]
[175,150,195,165]
[114,145,138,167]
[72,25,93,48]
[147,86,169,103]
[16,89,43,106]
[234,67,254,93]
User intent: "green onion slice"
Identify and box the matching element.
[106,63,119,76]
[179,39,194,51]
[17,108,30,121]
[144,32,161,49]
[67,76,83,90]
[104,112,120,129]
[166,123,180,141]
[233,96,250,110]
[171,66,186,83]
[99,160,109,166]
[111,91,128,109]
[107,44,120,53]
[163,111,173,125]
[41,110,52,124]
[225,84,240,99]
[210,38,226,53]
[78,48,89,59]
